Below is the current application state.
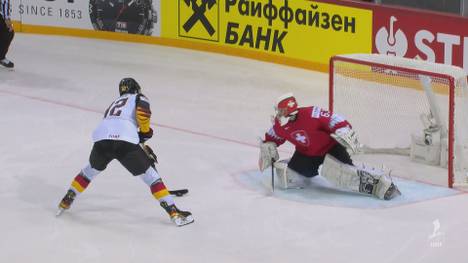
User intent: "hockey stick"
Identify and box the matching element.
[139,143,158,165]
[169,189,189,197]
[139,143,190,197]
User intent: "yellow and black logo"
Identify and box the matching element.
[179,0,219,42]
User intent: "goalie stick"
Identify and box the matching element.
[271,158,275,192]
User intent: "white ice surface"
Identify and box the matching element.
[0,34,467,263]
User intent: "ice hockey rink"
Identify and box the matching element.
[1,33,467,263]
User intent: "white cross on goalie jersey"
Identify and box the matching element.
[92,93,141,144]
[295,133,307,144]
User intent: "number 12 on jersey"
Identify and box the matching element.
[105,98,128,117]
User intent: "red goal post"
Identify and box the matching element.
[329,54,468,188]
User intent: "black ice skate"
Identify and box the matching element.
[384,183,401,200]
[56,190,76,216]
[160,201,194,227]
[0,58,14,69]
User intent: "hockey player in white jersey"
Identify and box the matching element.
[57,78,194,226]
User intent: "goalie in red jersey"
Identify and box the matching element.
[259,93,400,200]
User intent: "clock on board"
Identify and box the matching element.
[89,0,157,35]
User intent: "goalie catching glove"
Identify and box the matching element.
[331,126,360,154]
[258,141,279,171]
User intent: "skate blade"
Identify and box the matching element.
[0,66,14,71]
[56,208,65,217]
[173,215,194,227]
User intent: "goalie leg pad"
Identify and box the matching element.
[358,164,401,200]
[320,155,400,199]
[274,161,289,189]
[274,160,309,189]
[320,155,361,192]
[357,169,380,195]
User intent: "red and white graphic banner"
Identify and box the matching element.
[373,7,468,73]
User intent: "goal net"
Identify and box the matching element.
[329,54,468,188]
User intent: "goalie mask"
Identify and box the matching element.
[275,93,298,119]
[119,78,141,96]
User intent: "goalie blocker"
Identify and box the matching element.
[258,141,279,171]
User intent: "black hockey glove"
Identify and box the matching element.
[139,128,153,143]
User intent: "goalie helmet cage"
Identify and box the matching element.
[329,54,468,188]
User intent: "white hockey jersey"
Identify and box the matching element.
[92,93,142,144]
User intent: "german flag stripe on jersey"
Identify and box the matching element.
[71,173,90,193]
[136,98,151,133]
[150,181,170,200]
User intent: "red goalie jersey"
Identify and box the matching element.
[264,106,351,157]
